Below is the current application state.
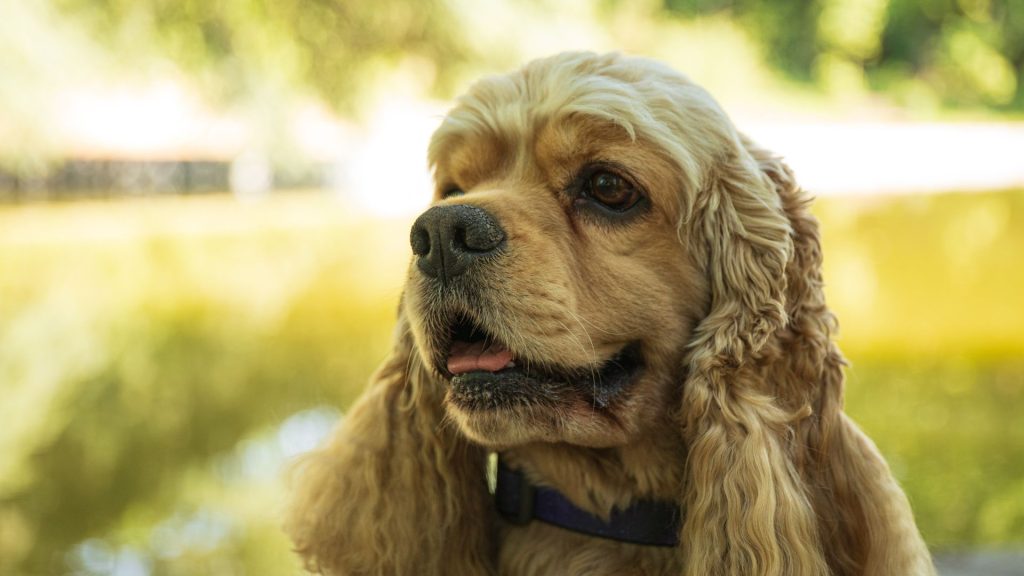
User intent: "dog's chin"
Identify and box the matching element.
[439,342,646,448]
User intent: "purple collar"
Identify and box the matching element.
[494,457,680,547]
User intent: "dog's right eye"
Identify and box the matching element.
[573,165,647,220]
[586,171,641,212]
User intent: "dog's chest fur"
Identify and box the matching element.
[497,522,682,576]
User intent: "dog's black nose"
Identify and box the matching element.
[410,205,505,281]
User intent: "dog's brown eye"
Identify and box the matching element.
[586,171,640,211]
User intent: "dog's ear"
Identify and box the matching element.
[678,135,831,575]
[688,141,793,362]
[733,139,936,575]
[285,310,496,575]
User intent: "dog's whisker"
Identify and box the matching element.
[574,315,631,338]
[556,310,603,407]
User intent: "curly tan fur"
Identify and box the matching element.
[286,52,934,576]
[286,318,497,574]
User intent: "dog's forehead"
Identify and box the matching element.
[429,53,730,196]
[430,54,658,166]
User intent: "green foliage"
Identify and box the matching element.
[663,0,823,80]
[49,0,469,112]
[30,0,1024,114]
[878,0,1024,107]
[847,360,1024,547]
[1,190,1023,574]
[663,0,1024,109]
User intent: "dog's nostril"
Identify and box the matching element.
[457,216,504,253]
[410,225,431,257]
[452,224,468,252]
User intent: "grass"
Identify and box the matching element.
[0,190,1021,574]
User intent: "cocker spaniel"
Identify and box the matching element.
[286,52,935,575]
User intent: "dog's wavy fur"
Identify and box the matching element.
[286,52,934,575]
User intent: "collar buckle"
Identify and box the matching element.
[495,458,535,525]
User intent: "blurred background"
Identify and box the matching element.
[1,0,1023,574]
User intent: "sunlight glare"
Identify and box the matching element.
[338,97,445,218]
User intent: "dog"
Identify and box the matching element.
[286,52,935,576]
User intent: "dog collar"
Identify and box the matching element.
[493,456,680,547]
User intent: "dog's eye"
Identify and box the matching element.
[585,171,641,211]
[441,187,464,199]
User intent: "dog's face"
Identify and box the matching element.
[404,53,726,448]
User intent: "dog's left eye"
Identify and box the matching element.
[585,170,641,211]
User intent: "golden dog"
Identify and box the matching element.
[286,52,935,576]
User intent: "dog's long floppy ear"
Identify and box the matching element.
[736,141,936,575]
[678,133,831,575]
[285,310,496,575]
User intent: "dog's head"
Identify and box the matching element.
[404,51,796,450]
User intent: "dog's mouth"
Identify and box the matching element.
[446,315,517,375]
[436,314,644,412]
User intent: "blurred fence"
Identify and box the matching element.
[0,159,332,202]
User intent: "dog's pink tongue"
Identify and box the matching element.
[447,340,513,374]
